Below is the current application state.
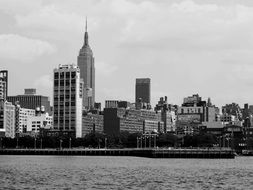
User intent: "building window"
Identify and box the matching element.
[71,72,76,78]
[54,73,59,78]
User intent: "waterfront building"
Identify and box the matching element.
[104,107,163,135]
[0,101,15,138]
[53,64,83,138]
[77,19,95,110]
[222,103,242,121]
[82,112,103,136]
[27,112,52,134]
[176,94,220,135]
[15,105,35,133]
[135,78,151,106]
[155,96,177,132]
[0,70,8,100]
[0,100,4,137]
[7,88,51,115]
[220,114,242,126]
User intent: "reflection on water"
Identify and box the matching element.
[0,156,253,189]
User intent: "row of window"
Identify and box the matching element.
[54,72,76,79]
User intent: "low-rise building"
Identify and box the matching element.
[15,106,35,133]
[27,113,53,134]
[155,96,177,132]
[104,107,163,135]
[82,113,103,136]
[176,94,220,135]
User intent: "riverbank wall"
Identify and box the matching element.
[0,148,235,158]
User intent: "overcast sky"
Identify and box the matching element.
[1,0,253,108]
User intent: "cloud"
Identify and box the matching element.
[0,0,42,15]
[0,34,56,62]
[15,4,82,33]
[2,0,253,107]
[96,61,118,76]
[34,75,53,89]
[118,0,253,52]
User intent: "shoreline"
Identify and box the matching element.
[0,148,235,159]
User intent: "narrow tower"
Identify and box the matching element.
[77,18,95,110]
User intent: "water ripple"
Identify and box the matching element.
[0,156,253,189]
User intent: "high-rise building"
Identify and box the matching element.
[7,89,51,114]
[0,70,8,100]
[0,100,4,137]
[53,64,83,138]
[135,78,151,105]
[77,19,95,110]
[0,79,6,101]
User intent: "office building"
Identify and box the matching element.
[0,100,4,137]
[24,88,36,95]
[27,112,52,134]
[53,64,83,138]
[15,105,35,133]
[0,70,8,100]
[135,78,151,106]
[222,103,242,121]
[105,100,119,108]
[0,79,6,101]
[82,113,103,136]
[155,96,177,132]
[0,101,15,138]
[77,19,95,110]
[7,88,51,114]
[105,100,132,109]
[104,107,163,135]
[177,94,221,135]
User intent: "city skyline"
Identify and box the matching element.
[2,0,253,108]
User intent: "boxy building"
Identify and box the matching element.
[7,89,51,115]
[53,64,83,138]
[104,107,163,135]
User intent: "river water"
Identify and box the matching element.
[0,156,253,189]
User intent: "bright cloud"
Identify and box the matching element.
[0,34,56,62]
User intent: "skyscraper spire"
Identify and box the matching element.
[78,17,95,110]
[84,17,89,46]
[85,17,87,32]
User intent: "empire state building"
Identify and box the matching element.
[78,20,95,110]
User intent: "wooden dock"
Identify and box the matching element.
[0,148,235,158]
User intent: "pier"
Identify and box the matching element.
[0,148,235,158]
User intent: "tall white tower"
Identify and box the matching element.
[53,64,83,138]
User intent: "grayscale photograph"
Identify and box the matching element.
[0,0,253,189]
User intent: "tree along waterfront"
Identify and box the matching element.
[0,131,240,150]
